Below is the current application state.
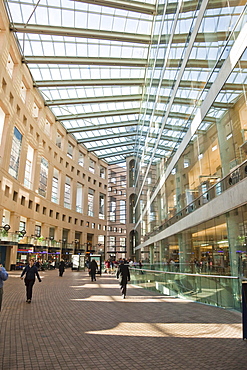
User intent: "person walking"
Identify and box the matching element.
[88,259,98,281]
[0,264,8,311]
[20,258,42,303]
[116,259,130,299]
[58,259,65,277]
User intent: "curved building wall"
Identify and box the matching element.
[0,5,108,269]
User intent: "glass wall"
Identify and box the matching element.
[134,4,247,280]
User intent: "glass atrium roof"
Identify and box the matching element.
[4,0,247,165]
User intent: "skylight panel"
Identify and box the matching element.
[112,14,127,33]
[88,12,101,29]
[8,3,29,22]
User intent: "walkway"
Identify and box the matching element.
[0,269,245,370]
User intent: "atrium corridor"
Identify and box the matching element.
[0,269,245,370]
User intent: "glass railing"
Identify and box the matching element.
[139,263,233,276]
[130,268,242,311]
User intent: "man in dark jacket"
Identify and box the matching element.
[0,264,8,311]
[58,259,65,277]
[20,258,41,303]
[88,259,98,281]
[117,259,130,299]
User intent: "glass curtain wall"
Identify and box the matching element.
[134,2,247,277]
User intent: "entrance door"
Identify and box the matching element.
[0,246,7,266]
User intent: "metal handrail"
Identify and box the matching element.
[129,267,241,279]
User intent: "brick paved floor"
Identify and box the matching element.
[0,269,246,370]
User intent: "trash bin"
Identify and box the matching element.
[242,281,247,340]
[10,264,16,271]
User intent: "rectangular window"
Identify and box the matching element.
[51,168,59,204]
[110,196,116,222]
[120,175,126,186]
[120,237,126,251]
[120,200,126,224]
[9,127,22,179]
[35,225,41,237]
[88,188,94,217]
[78,152,84,167]
[99,193,105,220]
[67,143,74,158]
[38,157,48,197]
[24,145,34,189]
[109,236,116,251]
[98,235,104,251]
[76,182,83,213]
[56,132,62,148]
[64,176,71,209]
[110,171,116,184]
[184,158,190,168]
[19,220,26,233]
[100,165,106,179]
[89,159,95,173]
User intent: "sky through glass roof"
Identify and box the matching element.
[4,0,247,165]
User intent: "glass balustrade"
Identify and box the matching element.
[130,268,242,311]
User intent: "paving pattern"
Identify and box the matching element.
[0,269,246,370]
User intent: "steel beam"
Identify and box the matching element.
[57,108,140,121]
[48,94,230,111]
[23,56,148,67]
[161,0,246,15]
[72,0,156,15]
[77,130,182,143]
[87,140,173,152]
[34,78,244,91]
[88,141,136,151]
[24,56,235,69]
[98,149,138,159]
[67,120,139,133]
[77,131,137,142]
[11,24,233,46]
[35,78,144,87]
[46,94,142,106]
[67,120,186,134]
[11,23,150,44]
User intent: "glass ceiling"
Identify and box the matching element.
[4,0,247,165]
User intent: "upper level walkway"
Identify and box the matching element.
[0,269,245,370]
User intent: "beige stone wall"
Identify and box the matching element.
[0,3,108,268]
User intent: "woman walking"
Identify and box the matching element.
[20,258,42,303]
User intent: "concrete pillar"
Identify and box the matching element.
[56,227,63,242]
[10,212,20,233]
[178,232,192,272]
[226,210,243,276]
[150,245,154,265]
[26,218,36,237]
[0,206,4,225]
